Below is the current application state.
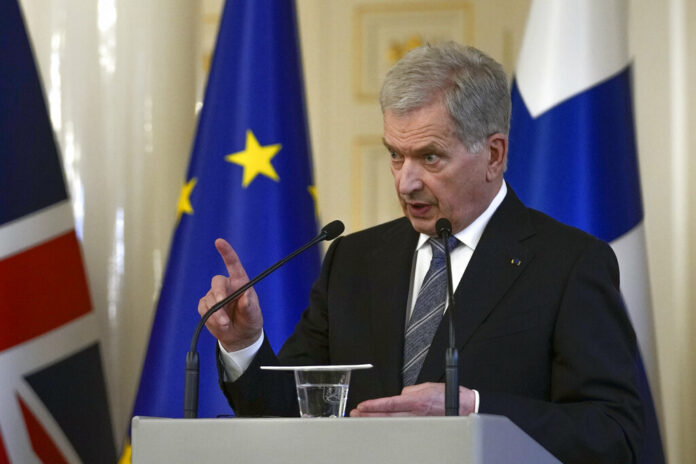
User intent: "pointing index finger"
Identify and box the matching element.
[214,238,250,281]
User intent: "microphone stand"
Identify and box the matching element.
[437,219,459,416]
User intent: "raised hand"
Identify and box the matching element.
[197,238,264,351]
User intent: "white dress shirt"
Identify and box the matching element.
[408,182,507,319]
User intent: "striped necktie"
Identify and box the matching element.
[402,235,460,387]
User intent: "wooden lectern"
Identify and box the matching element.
[131,414,561,463]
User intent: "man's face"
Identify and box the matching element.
[384,101,502,235]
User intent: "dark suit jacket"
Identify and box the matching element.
[219,187,644,464]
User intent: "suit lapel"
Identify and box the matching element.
[417,188,536,383]
[367,218,418,396]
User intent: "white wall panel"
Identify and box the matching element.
[20,0,198,443]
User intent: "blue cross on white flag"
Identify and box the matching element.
[506,1,665,462]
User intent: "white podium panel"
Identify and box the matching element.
[131,414,560,463]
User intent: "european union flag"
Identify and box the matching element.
[131,0,320,423]
[507,1,664,462]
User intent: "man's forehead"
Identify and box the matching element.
[382,112,457,154]
[384,103,456,131]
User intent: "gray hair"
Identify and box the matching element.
[380,42,510,153]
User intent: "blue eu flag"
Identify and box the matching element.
[131,0,320,421]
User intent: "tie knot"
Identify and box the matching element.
[429,235,460,261]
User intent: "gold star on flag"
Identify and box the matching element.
[176,177,197,222]
[307,185,319,218]
[225,130,281,187]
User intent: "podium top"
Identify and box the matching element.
[131,414,561,464]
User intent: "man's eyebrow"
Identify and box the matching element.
[382,138,444,155]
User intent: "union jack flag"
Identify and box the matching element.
[0,1,116,462]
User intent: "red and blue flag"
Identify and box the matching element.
[0,1,116,462]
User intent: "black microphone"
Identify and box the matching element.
[184,220,345,418]
[436,217,459,416]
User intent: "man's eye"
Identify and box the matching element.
[390,151,402,161]
[424,154,439,163]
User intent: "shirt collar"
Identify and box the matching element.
[415,182,507,251]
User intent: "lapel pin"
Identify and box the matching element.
[510,258,522,266]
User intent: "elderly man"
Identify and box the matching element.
[198,42,643,463]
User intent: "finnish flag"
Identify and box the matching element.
[506,1,665,462]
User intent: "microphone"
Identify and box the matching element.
[436,218,459,416]
[184,220,345,418]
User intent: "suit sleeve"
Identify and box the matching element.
[216,237,343,416]
[478,239,644,464]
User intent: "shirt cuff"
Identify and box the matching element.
[218,332,264,382]
[473,389,480,414]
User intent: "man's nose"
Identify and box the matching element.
[397,160,423,195]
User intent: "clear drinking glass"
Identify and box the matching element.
[259,364,372,418]
[294,368,351,418]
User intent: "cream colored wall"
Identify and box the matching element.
[629,0,696,462]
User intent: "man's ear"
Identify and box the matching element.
[486,133,508,181]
